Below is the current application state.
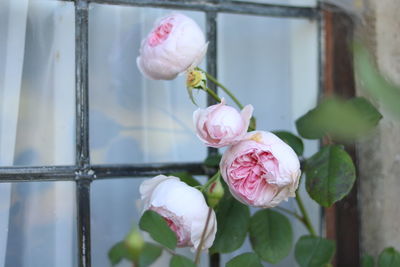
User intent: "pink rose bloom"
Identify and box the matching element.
[220,131,301,208]
[137,13,207,80]
[193,98,254,148]
[139,175,217,250]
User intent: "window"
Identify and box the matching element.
[0,0,322,266]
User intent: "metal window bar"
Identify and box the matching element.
[205,1,220,265]
[0,0,322,266]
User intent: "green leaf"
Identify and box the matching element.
[186,86,198,106]
[170,172,201,187]
[354,42,400,118]
[204,154,222,168]
[378,247,400,267]
[226,253,263,267]
[323,97,382,139]
[249,210,293,263]
[362,254,375,267]
[296,97,382,140]
[139,210,177,250]
[273,131,304,156]
[138,243,163,267]
[210,182,250,254]
[295,235,335,267]
[349,97,382,131]
[108,241,133,266]
[296,106,325,139]
[170,255,196,267]
[305,145,356,207]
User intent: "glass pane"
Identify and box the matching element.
[0,181,77,267]
[218,13,319,266]
[91,177,209,267]
[89,4,207,164]
[0,0,75,167]
[0,1,77,266]
[218,14,293,131]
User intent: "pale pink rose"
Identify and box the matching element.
[220,131,301,208]
[193,98,254,148]
[139,175,217,250]
[137,13,207,80]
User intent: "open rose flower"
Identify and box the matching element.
[193,98,254,148]
[220,131,301,208]
[139,175,217,250]
[137,13,207,80]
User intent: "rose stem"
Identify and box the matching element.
[274,206,304,222]
[198,67,244,109]
[194,207,213,265]
[296,194,317,236]
[203,86,221,103]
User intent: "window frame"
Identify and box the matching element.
[323,5,360,266]
[0,1,324,267]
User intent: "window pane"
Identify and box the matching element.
[89,4,207,164]
[218,14,293,131]
[0,1,76,266]
[0,0,75,167]
[91,177,209,267]
[0,182,77,267]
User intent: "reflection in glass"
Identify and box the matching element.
[0,0,75,167]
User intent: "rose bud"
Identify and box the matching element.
[193,98,254,148]
[139,175,217,251]
[124,227,144,261]
[137,13,208,80]
[186,68,207,105]
[220,131,301,208]
[186,68,206,89]
[205,175,225,208]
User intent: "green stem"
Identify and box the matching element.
[194,207,213,265]
[274,206,304,223]
[296,194,317,236]
[198,67,244,109]
[203,87,221,103]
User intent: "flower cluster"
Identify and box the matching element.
[136,13,300,252]
[108,11,388,267]
[194,102,300,208]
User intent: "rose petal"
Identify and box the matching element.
[220,131,301,208]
